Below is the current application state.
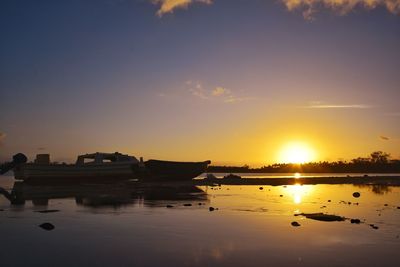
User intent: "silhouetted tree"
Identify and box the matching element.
[370,151,390,164]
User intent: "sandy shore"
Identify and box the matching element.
[193,175,400,186]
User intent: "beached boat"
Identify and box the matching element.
[143,159,211,181]
[6,152,211,182]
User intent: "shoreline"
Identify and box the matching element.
[2,175,400,187]
[193,175,400,186]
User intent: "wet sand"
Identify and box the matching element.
[194,175,400,186]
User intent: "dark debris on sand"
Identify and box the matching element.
[352,192,361,198]
[350,219,361,224]
[39,223,55,231]
[291,221,301,227]
[35,209,60,213]
[369,224,379,230]
[295,213,345,222]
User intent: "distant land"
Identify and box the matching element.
[208,151,400,173]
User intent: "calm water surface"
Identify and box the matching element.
[0,175,399,267]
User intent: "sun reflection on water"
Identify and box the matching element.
[287,183,312,204]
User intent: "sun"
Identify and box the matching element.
[278,142,315,164]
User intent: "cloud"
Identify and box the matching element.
[150,0,399,18]
[152,0,213,16]
[281,0,400,20]
[306,104,372,109]
[186,81,247,104]
[385,112,400,117]
[212,86,231,96]
[187,81,209,99]
[380,135,389,140]
[223,95,249,104]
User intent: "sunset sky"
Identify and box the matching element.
[1,0,399,166]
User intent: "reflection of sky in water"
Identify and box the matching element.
[0,176,399,267]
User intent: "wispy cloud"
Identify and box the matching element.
[187,81,209,99]
[186,81,248,104]
[151,0,212,16]
[282,0,400,20]
[385,112,400,117]
[212,86,231,96]
[306,104,373,109]
[380,135,390,140]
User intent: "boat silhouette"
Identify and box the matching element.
[1,152,211,182]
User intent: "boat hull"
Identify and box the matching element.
[12,159,211,182]
[13,162,137,182]
[142,160,211,181]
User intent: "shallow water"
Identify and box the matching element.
[0,176,399,267]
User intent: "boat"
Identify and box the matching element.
[142,159,212,181]
[3,152,211,182]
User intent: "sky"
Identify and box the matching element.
[0,0,399,166]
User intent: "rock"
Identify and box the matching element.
[259,187,263,190]
[291,221,301,227]
[39,223,55,231]
[350,219,361,224]
[35,209,60,213]
[209,207,215,211]
[369,224,379,230]
[352,192,361,198]
[183,203,192,207]
[296,213,345,222]
[166,205,174,208]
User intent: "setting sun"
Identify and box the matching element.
[278,142,316,164]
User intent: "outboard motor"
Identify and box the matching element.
[0,153,28,175]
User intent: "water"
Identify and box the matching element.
[0,175,399,267]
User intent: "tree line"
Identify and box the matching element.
[207,151,400,173]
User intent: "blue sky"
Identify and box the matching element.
[1,0,399,165]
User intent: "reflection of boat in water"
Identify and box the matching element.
[3,152,211,182]
[0,181,208,208]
